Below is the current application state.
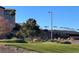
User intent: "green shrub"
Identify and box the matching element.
[0,39,27,43]
[15,40,26,43]
[56,40,60,43]
[60,41,71,44]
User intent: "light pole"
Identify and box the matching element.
[48,11,53,41]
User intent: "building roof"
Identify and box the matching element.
[5,9,16,11]
[0,6,5,9]
[0,6,16,11]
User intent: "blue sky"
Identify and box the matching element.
[4,6,79,30]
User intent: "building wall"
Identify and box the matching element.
[0,7,16,37]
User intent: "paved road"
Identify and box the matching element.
[0,45,37,53]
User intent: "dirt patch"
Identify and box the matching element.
[0,45,37,53]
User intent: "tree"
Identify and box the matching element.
[6,23,25,39]
[21,18,40,41]
[12,23,21,31]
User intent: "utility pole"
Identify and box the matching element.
[48,11,53,41]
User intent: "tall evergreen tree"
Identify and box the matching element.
[21,18,40,40]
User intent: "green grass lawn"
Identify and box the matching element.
[2,42,79,53]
